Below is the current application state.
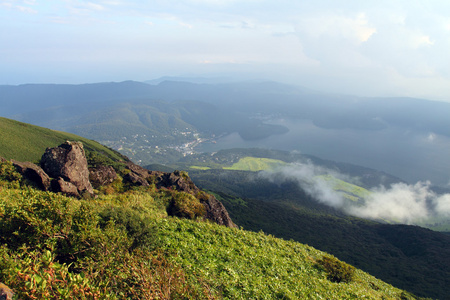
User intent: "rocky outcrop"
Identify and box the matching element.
[124,163,237,228]
[200,194,237,228]
[51,177,80,197]
[154,171,198,193]
[12,160,51,191]
[3,142,236,227]
[41,141,93,195]
[89,165,117,188]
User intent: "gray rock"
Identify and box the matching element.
[200,194,237,228]
[12,160,51,191]
[89,165,117,188]
[123,171,149,187]
[41,141,93,195]
[51,177,80,197]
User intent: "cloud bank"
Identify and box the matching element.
[260,162,450,224]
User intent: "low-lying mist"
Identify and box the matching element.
[260,162,450,225]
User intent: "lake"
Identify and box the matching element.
[196,118,450,186]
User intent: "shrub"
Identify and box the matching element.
[99,205,158,250]
[167,191,206,220]
[316,255,355,283]
[0,160,22,188]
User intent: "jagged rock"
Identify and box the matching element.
[154,170,197,193]
[123,172,149,186]
[152,169,237,228]
[200,194,237,228]
[126,162,151,178]
[89,165,117,188]
[12,160,51,191]
[41,141,93,195]
[51,177,80,197]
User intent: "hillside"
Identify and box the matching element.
[0,185,418,299]
[0,117,127,164]
[0,134,421,298]
[174,149,450,299]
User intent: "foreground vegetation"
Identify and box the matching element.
[0,161,420,299]
[188,169,450,299]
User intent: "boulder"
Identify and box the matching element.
[123,172,149,187]
[51,177,80,197]
[12,160,51,191]
[89,165,117,188]
[154,170,197,193]
[41,141,93,195]
[125,162,151,178]
[200,194,237,228]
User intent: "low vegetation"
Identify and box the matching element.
[223,156,286,171]
[0,159,421,299]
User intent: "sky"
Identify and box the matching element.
[2,0,450,101]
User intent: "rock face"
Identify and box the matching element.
[89,165,117,188]
[51,177,80,197]
[200,194,237,228]
[11,160,51,191]
[41,141,94,195]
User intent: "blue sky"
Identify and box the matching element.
[1,0,450,101]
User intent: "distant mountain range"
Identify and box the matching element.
[1,79,450,185]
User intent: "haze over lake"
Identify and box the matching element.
[197,118,450,186]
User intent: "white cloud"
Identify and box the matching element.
[1,0,37,13]
[348,182,432,224]
[262,162,450,225]
[434,194,450,217]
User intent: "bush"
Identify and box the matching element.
[316,255,355,283]
[99,205,158,250]
[167,191,206,220]
[0,160,22,187]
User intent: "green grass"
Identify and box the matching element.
[0,164,419,299]
[0,117,126,163]
[318,174,371,202]
[190,166,211,170]
[157,218,413,299]
[223,156,286,171]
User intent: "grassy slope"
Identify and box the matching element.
[187,169,450,299]
[215,192,450,299]
[223,156,286,171]
[318,174,371,202]
[0,184,415,299]
[0,117,126,163]
[158,217,411,299]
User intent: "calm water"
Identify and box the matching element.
[196,119,450,186]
